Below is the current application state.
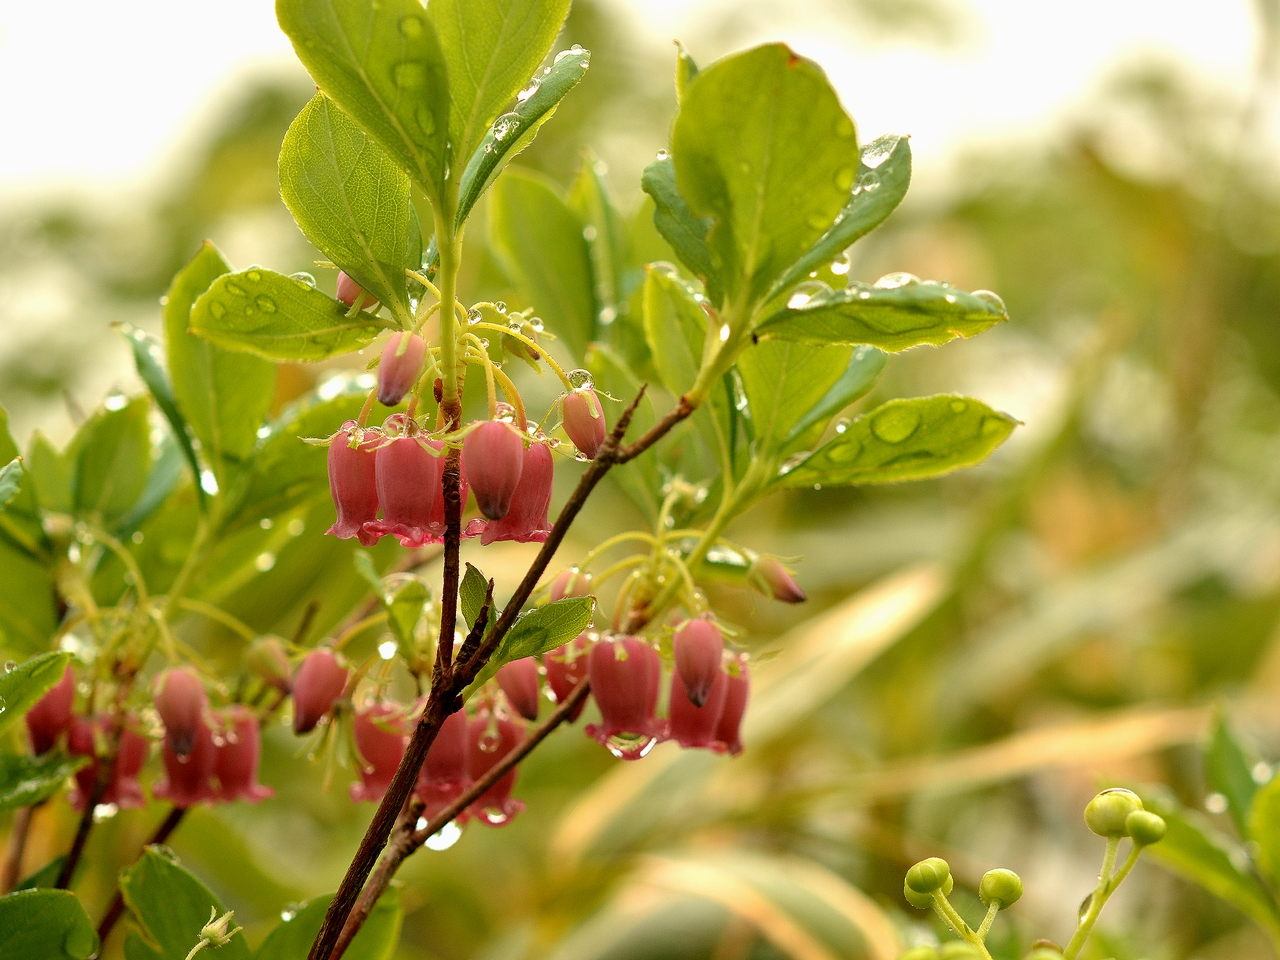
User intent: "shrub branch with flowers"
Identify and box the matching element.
[0,2,1018,959]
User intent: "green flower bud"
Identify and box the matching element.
[978,868,1023,909]
[1025,951,1064,960]
[899,948,938,960]
[903,879,933,909]
[906,857,952,893]
[1126,810,1167,846]
[939,944,983,959]
[1084,788,1143,837]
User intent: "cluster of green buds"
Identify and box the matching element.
[898,788,1166,960]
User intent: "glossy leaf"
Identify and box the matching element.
[497,596,594,664]
[775,395,1017,488]
[757,278,1008,351]
[0,458,22,512]
[1249,775,1280,887]
[71,397,150,524]
[0,752,87,810]
[113,439,186,535]
[460,562,490,631]
[1207,712,1259,838]
[639,156,719,304]
[586,342,660,520]
[279,93,421,321]
[737,340,853,455]
[276,0,451,208]
[0,652,71,738]
[674,41,698,102]
[783,345,885,448]
[570,150,628,330]
[766,134,912,301]
[121,847,251,960]
[0,408,44,555]
[0,889,98,960]
[191,268,390,362]
[0,542,58,657]
[24,432,73,515]
[670,44,858,308]
[253,887,401,960]
[488,167,595,360]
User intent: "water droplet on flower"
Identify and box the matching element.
[567,368,594,389]
[92,802,118,822]
[425,820,463,850]
[378,640,397,660]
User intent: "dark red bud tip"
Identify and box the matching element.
[749,556,806,604]
[673,620,725,708]
[462,421,525,520]
[480,440,553,545]
[496,658,541,721]
[336,271,377,311]
[350,703,408,803]
[562,389,607,459]
[377,332,426,406]
[326,422,380,545]
[26,664,75,755]
[292,649,349,734]
[550,569,592,602]
[153,667,209,757]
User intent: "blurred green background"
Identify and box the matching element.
[4,1,1280,958]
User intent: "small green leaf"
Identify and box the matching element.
[0,407,44,556]
[0,542,58,657]
[276,0,451,209]
[191,268,389,362]
[1207,712,1259,839]
[121,847,251,960]
[0,752,87,810]
[279,94,421,321]
[497,596,594,664]
[0,652,71,739]
[586,343,660,520]
[431,0,571,164]
[25,433,73,515]
[460,563,490,631]
[775,395,1017,488]
[782,345,885,448]
[0,458,23,512]
[74,397,151,525]
[488,167,596,361]
[642,267,706,398]
[1249,775,1280,887]
[253,887,401,960]
[570,151,628,333]
[671,44,858,308]
[674,41,698,102]
[757,278,1008,351]
[766,134,912,301]
[639,157,719,304]
[15,857,66,891]
[737,340,854,455]
[384,576,428,648]
[0,889,99,959]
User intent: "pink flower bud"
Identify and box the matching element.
[462,421,525,520]
[326,421,380,546]
[415,707,471,820]
[496,658,541,722]
[480,440,553,545]
[713,659,749,756]
[68,716,149,811]
[336,271,377,311]
[562,389,607,459]
[292,649,349,734]
[154,718,218,808]
[245,636,292,694]
[377,333,425,406]
[26,664,75,754]
[467,712,525,826]
[350,702,408,803]
[666,664,728,749]
[748,555,806,604]
[153,667,208,757]
[550,569,592,602]
[543,634,590,722]
[212,706,273,804]
[672,620,724,708]
[585,636,663,760]
[364,425,437,547]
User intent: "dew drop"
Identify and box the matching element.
[291,271,317,287]
[830,254,851,276]
[209,301,227,319]
[425,821,463,850]
[225,282,247,297]
[3,660,14,673]
[399,15,423,37]
[394,61,428,89]
[255,295,277,313]
[871,405,921,444]
[655,149,669,161]
[492,112,521,141]
[874,272,919,290]
[826,439,860,463]
[516,78,541,102]
[949,399,967,413]
[246,270,262,282]
[255,552,276,572]
[378,640,397,660]
[63,924,97,959]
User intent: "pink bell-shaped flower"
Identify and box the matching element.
[415,707,470,821]
[68,716,148,811]
[543,634,591,722]
[154,718,218,808]
[26,664,75,755]
[496,658,541,721]
[292,649,349,734]
[549,569,592,602]
[467,711,525,826]
[585,636,663,760]
[672,620,724,708]
[423,439,487,542]
[326,421,380,546]
[336,271,377,311]
[377,332,425,406]
[666,666,728,749]
[747,555,806,604]
[153,667,208,757]
[350,703,408,803]
[562,388,607,459]
[713,658,750,756]
[480,440,553,545]
[212,706,273,804]
[364,417,437,547]
[462,421,525,520]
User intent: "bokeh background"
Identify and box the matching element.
[4,1,1280,958]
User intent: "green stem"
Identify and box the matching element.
[1063,837,1126,960]
[174,598,256,641]
[469,320,574,388]
[975,901,1000,941]
[434,209,460,406]
[929,893,993,959]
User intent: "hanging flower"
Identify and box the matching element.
[666,666,727,750]
[747,555,806,604]
[466,710,525,826]
[363,416,437,547]
[585,635,663,760]
[713,657,750,756]
[462,421,525,520]
[672,619,724,708]
[480,440,553,545]
[152,667,208,757]
[561,388,607,459]
[325,421,380,546]
[377,332,426,406]
[349,703,408,803]
[336,271,377,311]
[415,707,471,822]
[496,658,541,722]
[68,716,148,811]
[292,649,349,735]
[549,569,592,602]
[154,718,218,808]
[543,634,591,722]
[26,665,75,755]
[212,706,273,804]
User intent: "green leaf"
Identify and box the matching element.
[0,458,23,512]
[670,44,858,309]
[279,93,421,321]
[585,343,660,520]
[0,407,43,556]
[1207,712,1259,839]
[756,277,1008,351]
[639,156,720,304]
[384,575,428,648]
[460,563,490,631]
[117,324,206,510]
[121,848,251,960]
[431,0,571,164]
[737,340,853,455]
[0,752,87,810]
[276,0,451,209]
[113,439,185,534]
[774,395,1017,488]
[191,268,389,362]
[497,596,594,664]
[766,134,912,301]
[488,167,596,360]
[1249,775,1280,887]
[15,857,66,891]
[642,268,707,398]
[0,652,71,739]
[674,41,698,102]
[782,345,885,448]
[73,397,152,525]
[0,889,99,959]
[164,243,276,491]
[25,432,73,515]
[570,150,628,331]
[0,543,58,657]
[253,887,401,960]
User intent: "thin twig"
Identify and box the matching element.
[96,806,187,946]
[1,805,36,893]
[56,743,118,889]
